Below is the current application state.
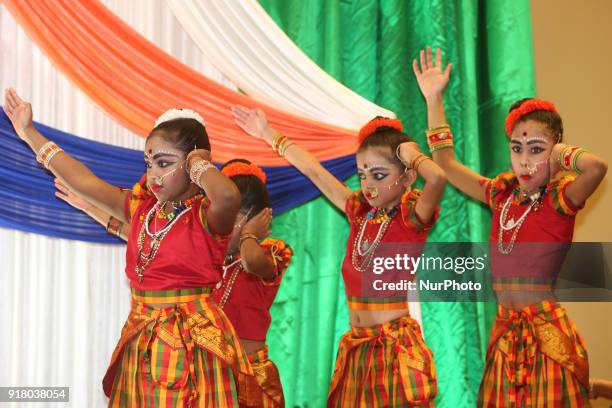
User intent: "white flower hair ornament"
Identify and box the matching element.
[154,108,205,128]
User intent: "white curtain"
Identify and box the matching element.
[165,0,396,130]
[0,2,236,406]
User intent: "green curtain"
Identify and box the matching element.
[262,1,536,406]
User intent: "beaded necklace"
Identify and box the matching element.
[217,256,243,308]
[497,187,545,254]
[351,206,399,272]
[135,194,201,282]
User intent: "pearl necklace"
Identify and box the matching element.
[497,188,544,254]
[351,206,398,272]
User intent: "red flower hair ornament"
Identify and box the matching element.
[358,118,404,144]
[221,162,267,184]
[505,99,557,136]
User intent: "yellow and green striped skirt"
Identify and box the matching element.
[327,315,437,407]
[478,300,589,407]
[237,346,284,407]
[103,288,253,407]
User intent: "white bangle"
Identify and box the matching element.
[36,141,64,169]
[189,159,216,185]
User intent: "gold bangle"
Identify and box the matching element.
[271,132,286,152]
[106,216,123,238]
[239,233,259,248]
[425,124,451,136]
[395,144,409,166]
[430,142,454,152]
[412,154,431,171]
[279,140,294,156]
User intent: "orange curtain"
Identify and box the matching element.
[3,0,358,165]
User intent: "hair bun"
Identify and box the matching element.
[358,117,403,143]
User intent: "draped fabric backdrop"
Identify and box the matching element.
[259,1,536,406]
[0,1,536,407]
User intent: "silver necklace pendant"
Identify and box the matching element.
[360,239,371,253]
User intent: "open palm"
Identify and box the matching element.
[413,47,452,100]
[55,178,92,212]
[3,88,33,137]
[232,106,269,139]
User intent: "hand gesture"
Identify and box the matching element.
[187,149,212,170]
[413,47,452,101]
[55,178,93,212]
[232,106,273,142]
[397,141,422,165]
[242,208,272,241]
[3,88,33,138]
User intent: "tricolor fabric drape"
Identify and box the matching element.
[1,0,362,166]
[164,0,395,129]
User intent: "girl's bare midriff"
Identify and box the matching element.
[495,289,556,310]
[349,307,410,327]
[239,338,267,355]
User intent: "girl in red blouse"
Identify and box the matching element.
[54,159,292,407]
[232,106,446,407]
[413,47,607,407]
[213,159,293,407]
[3,89,253,407]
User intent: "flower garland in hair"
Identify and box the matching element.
[154,108,206,128]
[221,162,267,184]
[505,99,557,136]
[358,117,403,144]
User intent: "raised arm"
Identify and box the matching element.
[238,208,276,281]
[550,143,607,207]
[3,88,129,222]
[55,178,130,241]
[187,149,241,235]
[413,48,490,204]
[232,106,352,212]
[397,142,446,223]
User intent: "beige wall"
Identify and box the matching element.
[531,0,612,398]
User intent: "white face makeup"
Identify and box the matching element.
[144,134,195,202]
[509,120,556,194]
[356,147,411,208]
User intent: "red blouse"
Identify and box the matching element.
[485,172,583,287]
[212,238,293,341]
[123,185,228,291]
[341,190,438,310]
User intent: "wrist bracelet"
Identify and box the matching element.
[189,159,216,184]
[106,216,124,238]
